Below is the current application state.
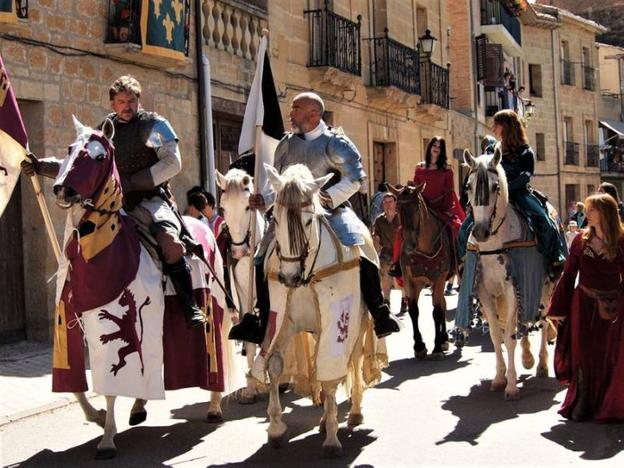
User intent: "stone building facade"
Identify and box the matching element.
[0,0,452,343]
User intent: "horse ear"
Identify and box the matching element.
[242,175,251,187]
[215,170,227,190]
[101,118,115,142]
[312,173,334,192]
[264,164,284,192]
[463,149,476,169]
[490,147,502,168]
[72,115,87,137]
[386,184,401,196]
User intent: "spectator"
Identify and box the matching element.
[571,202,588,228]
[598,182,624,222]
[186,187,224,238]
[565,220,578,248]
[372,193,401,305]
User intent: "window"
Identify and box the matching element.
[372,142,398,187]
[565,184,580,214]
[535,133,545,161]
[528,64,542,97]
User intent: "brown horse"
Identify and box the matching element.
[388,183,452,358]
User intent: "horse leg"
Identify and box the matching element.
[74,392,106,428]
[480,294,506,391]
[407,294,427,359]
[536,318,550,378]
[321,380,342,458]
[95,396,117,459]
[129,399,147,426]
[239,342,259,404]
[347,340,365,428]
[502,292,520,400]
[266,351,287,447]
[207,391,224,423]
[431,277,448,357]
[520,335,535,370]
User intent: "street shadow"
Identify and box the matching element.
[376,349,471,391]
[9,420,218,467]
[437,375,564,446]
[542,420,624,460]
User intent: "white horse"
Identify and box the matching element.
[216,168,267,403]
[463,148,556,400]
[51,117,230,458]
[263,163,385,458]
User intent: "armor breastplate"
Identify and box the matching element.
[277,133,340,185]
[112,112,159,177]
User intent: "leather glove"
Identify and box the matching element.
[249,193,266,211]
[20,152,39,176]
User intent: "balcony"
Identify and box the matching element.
[484,86,515,116]
[420,61,450,109]
[0,0,28,32]
[600,153,624,174]
[586,144,599,167]
[582,66,596,91]
[304,4,361,76]
[565,141,579,165]
[480,0,522,55]
[561,59,575,86]
[104,0,190,67]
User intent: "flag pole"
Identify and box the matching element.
[247,29,270,316]
[29,173,62,263]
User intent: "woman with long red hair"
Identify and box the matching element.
[549,193,624,422]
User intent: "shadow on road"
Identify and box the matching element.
[542,420,624,461]
[437,375,563,446]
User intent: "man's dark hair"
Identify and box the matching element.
[187,185,216,208]
[188,192,208,211]
[109,75,142,100]
[377,182,387,193]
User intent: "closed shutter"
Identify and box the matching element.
[484,43,504,87]
[475,34,487,82]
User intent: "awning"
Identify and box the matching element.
[600,119,624,136]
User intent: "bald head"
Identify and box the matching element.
[289,92,325,133]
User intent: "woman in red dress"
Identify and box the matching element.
[548,193,624,422]
[390,137,465,275]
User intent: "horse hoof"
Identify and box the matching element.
[128,410,147,426]
[536,366,549,378]
[490,380,507,392]
[347,413,363,427]
[430,352,445,361]
[236,389,257,405]
[522,356,535,370]
[441,342,450,352]
[206,411,224,424]
[321,444,343,459]
[414,348,428,360]
[94,447,117,460]
[278,383,290,394]
[505,389,520,401]
[454,340,465,349]
[268,431,287,448]
[319,419,326,433]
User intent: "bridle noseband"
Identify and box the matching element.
[472,167,506,237]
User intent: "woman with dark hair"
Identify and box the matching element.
[390,136,465,276]
[548,193,624,422]
[598,181,624,221]
[458,110,567,276]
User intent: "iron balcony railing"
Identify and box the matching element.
[565,141,579,165]
[586,144,599,167]
[561,59,575,86]
[366,29,420,95]
[480,0,522,46]
[583,66,596,91]
[17,0,27,18]
[304,3,362,76]
[420,61,450,109]
[600,153,624,173]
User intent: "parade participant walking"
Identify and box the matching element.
[389,136,465,277]
[457,110,567,276]
[372,192,401,303]
[21,75,205,327]
[548,193,624,422]
[228,91,400,342]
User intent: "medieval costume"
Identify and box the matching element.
[548,233,624,422]
[228,120,399,342]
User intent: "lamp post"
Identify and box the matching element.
[418,29,437,58]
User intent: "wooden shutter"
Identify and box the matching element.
[484,43,504,87]
[475,34,488,82]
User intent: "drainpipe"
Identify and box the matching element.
[551,27,563,214]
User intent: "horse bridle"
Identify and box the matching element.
[472,167,506,238]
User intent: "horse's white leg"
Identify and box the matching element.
[480,293,506,391]
[239,342,259,404]
[347,340,365,428]
[536,319,550,378]
[74,392,106,428]
[95,395,117,459]
[502,292,520,400]
[207,391,224,423]
[267,350,287,447]
[520,335,535,369]
[129,399,147,426]
[321,381,342,458]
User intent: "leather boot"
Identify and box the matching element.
[388,262,402,278]
[361,259,400,338]
[228,258,270,344]
[165,258,205,328]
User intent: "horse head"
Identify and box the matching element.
[53,116,118,211]
[217,168,254,259]
[265,163,332,288]
[463,147,509,242]
[387,182,426,234]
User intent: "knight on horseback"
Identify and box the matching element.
[228,91,400,342]
[21,75,205,328]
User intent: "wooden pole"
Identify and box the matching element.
[29,174,62,264]
[247,125,262,315]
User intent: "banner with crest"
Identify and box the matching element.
[140,0,190,61]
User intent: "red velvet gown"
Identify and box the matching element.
[392,166,465,264]
[548,233,624,422]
